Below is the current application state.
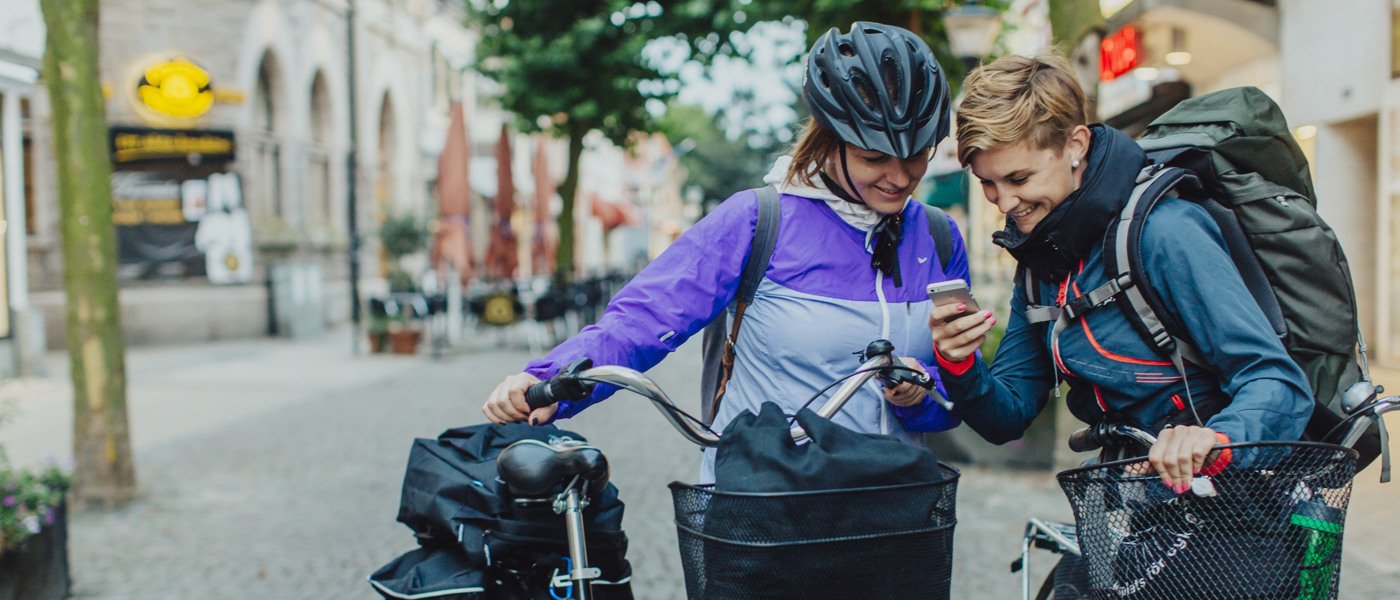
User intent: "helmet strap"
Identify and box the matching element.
[834,143,868,206]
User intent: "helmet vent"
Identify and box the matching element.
[879,53,903,105]
[852,76,879,111]
[838,42,856,57]
[910,66,926,106]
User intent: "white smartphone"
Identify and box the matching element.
[927,279,980,322]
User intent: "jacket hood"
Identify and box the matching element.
[763,155,899,232]
[992,125,1146,281]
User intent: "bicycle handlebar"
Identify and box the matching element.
[1339,393,1399,449]
[523,340,914,448]
[1068,422,1158,453]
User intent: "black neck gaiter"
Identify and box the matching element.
[991,125,1147,282]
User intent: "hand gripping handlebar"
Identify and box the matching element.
[1067,422,1158,453]
[523,340,925,447]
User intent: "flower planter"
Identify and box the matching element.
[0,501,70,600]
[388,328,423,355]
[368,331,388,353]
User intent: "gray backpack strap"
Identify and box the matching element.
[701,186,780,424]
[923,205,954,272]
[1022,268,1061,325]
[738,186,781,303]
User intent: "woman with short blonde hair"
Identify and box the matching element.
[929,52,1312,490]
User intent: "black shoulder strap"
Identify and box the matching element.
[737,186,781,303]
[923,205,954,272]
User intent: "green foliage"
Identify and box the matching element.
[742,0,1012,96]
[0,455,71,554]
[378,213,429,261]
[386,268,419,294]
[469,0,758,145]
[658,102,784,208]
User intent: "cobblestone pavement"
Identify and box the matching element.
[5,331,1395,598]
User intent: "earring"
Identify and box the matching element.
[1071,159,1082,169]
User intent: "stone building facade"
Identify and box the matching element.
[23,0,472,347]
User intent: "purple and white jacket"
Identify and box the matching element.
[526,160,965,481]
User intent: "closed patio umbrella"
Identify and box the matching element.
[431,101,475,286]
[485,123,519,280]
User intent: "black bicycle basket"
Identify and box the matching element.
[1057,442,1357,600]
[668,464,959,600]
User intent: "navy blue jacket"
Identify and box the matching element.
[940,127,1313,445]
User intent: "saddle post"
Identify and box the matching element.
[554,476,599,600]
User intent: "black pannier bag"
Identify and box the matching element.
[672,403,960,600]
[370,423,633,600]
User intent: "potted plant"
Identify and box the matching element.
[0,454,73,600]
[366,312,390,353]
[377,212,430,355]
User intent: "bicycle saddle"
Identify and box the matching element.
[497,438,609,499]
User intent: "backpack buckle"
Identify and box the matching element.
[1061,275,1132,320]
[1136,164,1166,184]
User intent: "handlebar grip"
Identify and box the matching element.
[524,381,558,410]
[1068,427,1100,453]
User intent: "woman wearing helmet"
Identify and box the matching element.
[483,22,968,482]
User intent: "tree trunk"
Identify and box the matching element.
[553,122,586,287]
[40,0,137,506]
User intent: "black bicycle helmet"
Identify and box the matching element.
[803,22,952,159]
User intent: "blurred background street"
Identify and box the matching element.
[1,330,1394,598]
[1,0,1399,597]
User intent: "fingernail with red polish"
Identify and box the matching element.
[956,304,966,311]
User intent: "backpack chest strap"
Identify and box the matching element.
[1061,274,1134,320]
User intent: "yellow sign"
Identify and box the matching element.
[134,57,214,120]
[482,293,520,326]
[110,127,235,165]
[113,199,185,226]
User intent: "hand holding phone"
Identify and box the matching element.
[927,279,980,323]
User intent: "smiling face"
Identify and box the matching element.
[968,125,1089,234]
[826,145,933,215]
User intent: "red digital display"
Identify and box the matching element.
[1100,25,1140,81]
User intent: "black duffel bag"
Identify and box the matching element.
[672,402,959,600]
[371,423,633,600]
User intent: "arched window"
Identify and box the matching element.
[307,72,333,233]
[250,52,284,222]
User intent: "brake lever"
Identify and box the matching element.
[878,367,954,411]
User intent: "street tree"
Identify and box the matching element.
[40,0,137,505]
[657,102,784,213]
[468,0,757,284]
[744,0,1010,96]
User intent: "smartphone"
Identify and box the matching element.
[927,279,981,322]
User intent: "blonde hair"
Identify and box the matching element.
[955,53,1088,166]
[784,118,843,186]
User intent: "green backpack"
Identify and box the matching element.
[1035,87,1384,473]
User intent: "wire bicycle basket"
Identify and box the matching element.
[669,465,960,600]
[1057,442,1358,600]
